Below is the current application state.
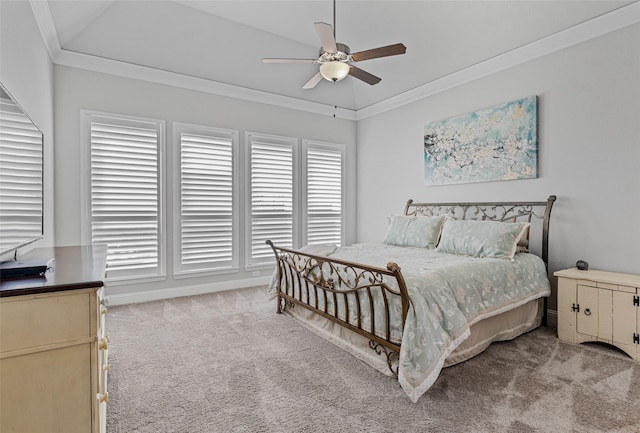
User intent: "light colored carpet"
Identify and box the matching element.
[106,287,640,433]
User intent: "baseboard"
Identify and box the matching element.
[106,276,271,306]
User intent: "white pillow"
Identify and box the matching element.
[383,215,444,249]
[435,218,530,261]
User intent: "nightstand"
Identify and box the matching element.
[555,268,640,362]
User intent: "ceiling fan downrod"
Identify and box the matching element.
[333,0,337,40]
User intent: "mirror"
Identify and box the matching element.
[0,82,44,258]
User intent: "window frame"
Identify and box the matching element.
[81,110,166,285]
[244,132,299,269]
[301,139,346,247]
[172,122,239,278]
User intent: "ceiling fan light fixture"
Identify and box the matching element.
[319,61,350,82]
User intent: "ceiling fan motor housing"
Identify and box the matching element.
[319,43,351,63]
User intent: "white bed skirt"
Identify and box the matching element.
[283,298,544,377]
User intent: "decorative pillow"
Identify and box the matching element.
[384,215,444,249]
[435,218,530,261]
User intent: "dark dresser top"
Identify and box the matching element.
[0,245,107,297]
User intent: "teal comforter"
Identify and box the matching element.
[271,243,551,402]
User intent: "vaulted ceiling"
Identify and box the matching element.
[40,1,634,114]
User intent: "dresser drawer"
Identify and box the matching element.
[0,290,93,355]
[0,344,92,433]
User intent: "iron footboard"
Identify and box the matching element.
[266,240,410,375]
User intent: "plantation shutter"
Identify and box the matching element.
[87,114,163,279]
[305,142,344,246]
[247,134,296,266]
[0,95,43,254]
[176,126,237,274]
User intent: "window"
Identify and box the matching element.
[82,112,164,281]
[303,140,345,247]
[174,123,238,276]
[81,113,347,282]
[245,133,297,267]
[245,134,346,267]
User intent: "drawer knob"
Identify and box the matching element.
[98,392,109,403]
[99,338,109,351]
[584,308,591,316]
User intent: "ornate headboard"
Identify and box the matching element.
[404,195,557,268]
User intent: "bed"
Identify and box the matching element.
[267,196,556,402]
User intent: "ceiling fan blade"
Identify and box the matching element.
[302,71,323,89]
[351,43,407,62]
[262,58,317,64]
[348,66,382,85]
[314,22,337,53]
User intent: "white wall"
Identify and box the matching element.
[0,0,55,258]
[54,66,356,301]
[5,2,637,309]
[356,24,640,310]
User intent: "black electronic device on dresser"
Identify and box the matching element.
[0,257,54,278]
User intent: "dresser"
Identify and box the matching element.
[0,245,109,433]
[555,267,640,362]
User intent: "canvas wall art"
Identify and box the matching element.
[423,96,537,186]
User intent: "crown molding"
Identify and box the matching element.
[355,2,640,120]
[30,1,639,122]
[27,1,356,120]
[53,49,357,120]
[29,0,62,60]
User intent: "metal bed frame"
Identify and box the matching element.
[267,195,556,375]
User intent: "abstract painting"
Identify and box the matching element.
[424,96,537,186]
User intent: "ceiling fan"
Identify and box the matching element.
[262,0,406,89]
